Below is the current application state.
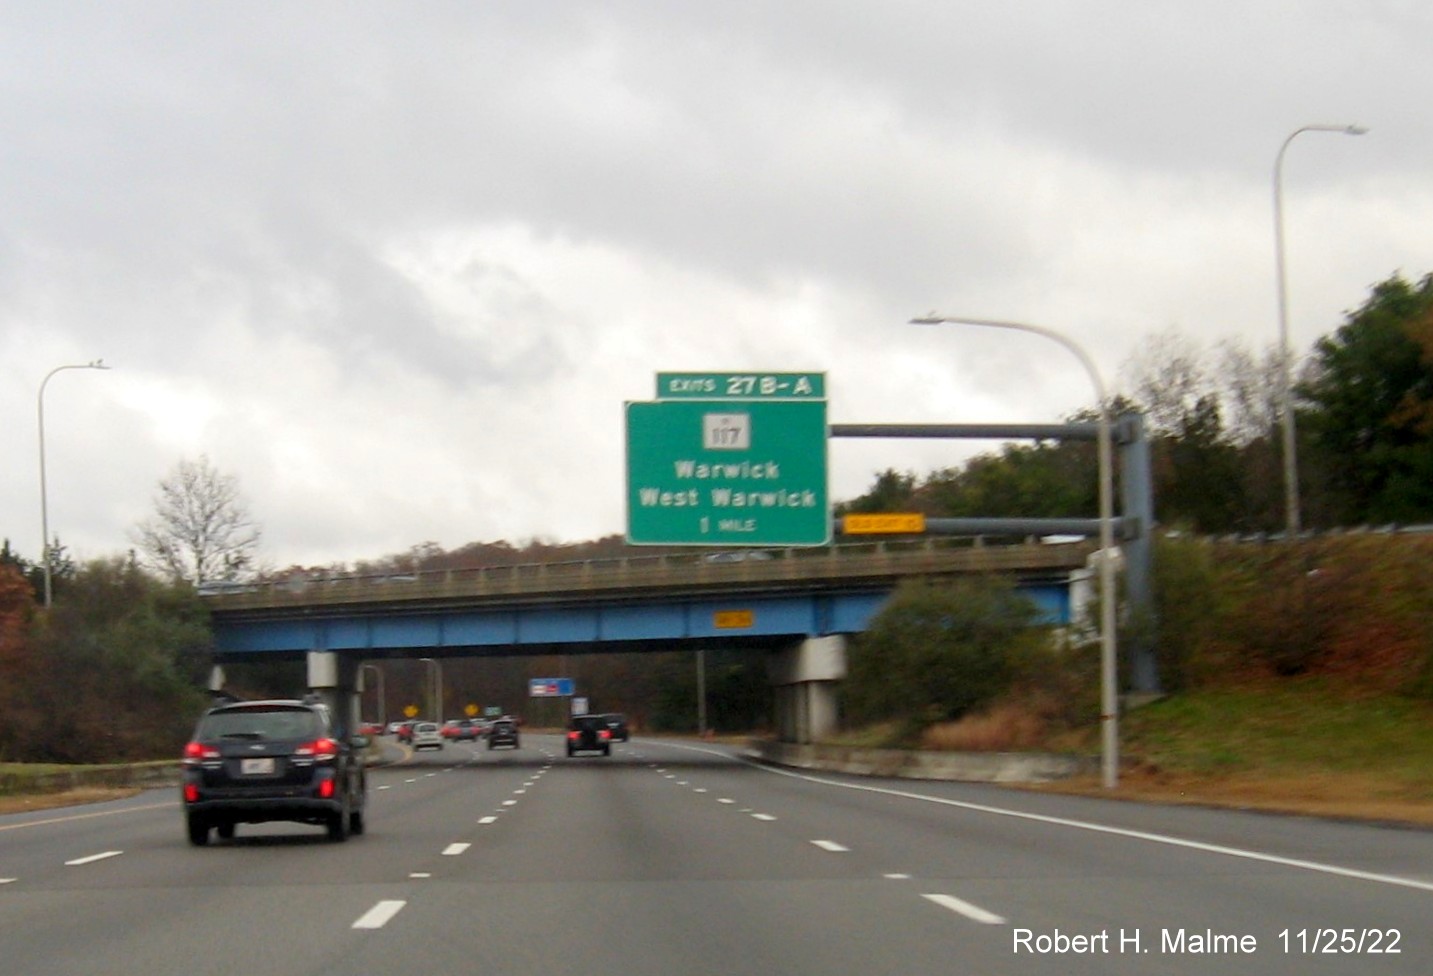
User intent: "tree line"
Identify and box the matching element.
[841,272,1433,535]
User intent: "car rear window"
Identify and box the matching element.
[198,707,324,741]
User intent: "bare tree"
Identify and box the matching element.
[1216,339,1283,447]
[134,456,262,584]
[1119,328,1212,435]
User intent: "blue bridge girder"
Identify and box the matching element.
[204,540,1096,660]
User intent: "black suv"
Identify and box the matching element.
[599,713,629,742]
[181,699,367,845]
[487,718,520,749]
[566,714,612,757]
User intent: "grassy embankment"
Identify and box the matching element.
[1030,680,1433,826]
[0,762,161,814]
[865,533,1433,826]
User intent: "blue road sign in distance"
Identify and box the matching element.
[529,678,575,697]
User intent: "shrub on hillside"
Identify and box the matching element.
[843,575,1048,742]
[1147,533,1232,691]
[1183,534,1433,694]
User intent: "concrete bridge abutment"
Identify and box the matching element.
[306,650,362,737]
[768,635,847,744]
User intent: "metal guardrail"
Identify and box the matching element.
[203,538,1100,616]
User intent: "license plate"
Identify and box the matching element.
[240,757,276,775]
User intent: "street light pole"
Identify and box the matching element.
[37,359,111,608]
[1273,123,1367,537]
[911,315,1119,788]
[360,664,386,727]
[419,657,442,722]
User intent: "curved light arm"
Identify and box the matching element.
[37,359,112,607]
[911,315,1118,788]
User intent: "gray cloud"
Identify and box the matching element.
[2,1,1428,567]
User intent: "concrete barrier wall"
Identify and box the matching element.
[745,739,1089,783]
[0,762,181,796]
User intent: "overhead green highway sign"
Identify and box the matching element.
[625,375,829,546]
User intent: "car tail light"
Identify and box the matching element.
[599,729,611,741]
[295,738,339,764]
[566,731,579,741]
[183,741,219,767]
[183,783,200,803]
[317,777,336,799]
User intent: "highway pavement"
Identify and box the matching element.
[0,735,1428,975]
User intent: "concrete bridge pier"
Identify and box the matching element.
[768,635,847,744]
[307,650,362,738]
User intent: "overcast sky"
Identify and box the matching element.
[2,1,1428,571]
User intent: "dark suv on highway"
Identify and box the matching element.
[487,718,520,750]
[598,713,629,742]
[566,714,612,757]
[181,699,367,845]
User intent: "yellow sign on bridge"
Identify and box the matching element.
[714,610,754,629]
[842,513,926,534]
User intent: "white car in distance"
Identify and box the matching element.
[410,722,444,751]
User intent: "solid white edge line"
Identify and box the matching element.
[64,851,122,866]
[923,893,1007,925]
[352,900,407,929]
[0,802,170,833]
[656,740,1433,894]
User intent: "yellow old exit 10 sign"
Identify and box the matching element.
[842,513,926,534]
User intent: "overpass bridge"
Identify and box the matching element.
[204,538,1100,742]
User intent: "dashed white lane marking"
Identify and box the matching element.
[441,843,470,856]
[376,785,392,791]
[353,900,407,929]
[65,851,122,866]
[693,788,708,793]
[922,893,1007,925]
[751,813,777,821]
[658,741,1433,896]
[478,816,498,825]
[0,878,16,885]
[717,798,735,804]
[502,799,518,806]
[811,840,849,852]
[885,873,912,880]
[514,789,526,795]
